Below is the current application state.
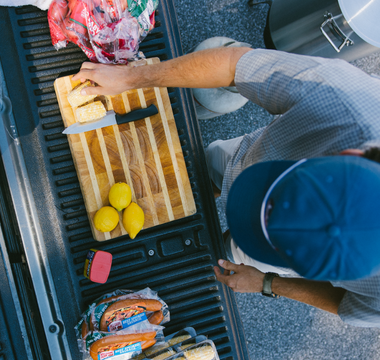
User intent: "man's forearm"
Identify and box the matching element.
[72,47,253,95]
[132,47,252,89]
[272,277,346,315]
[215,261,346,315]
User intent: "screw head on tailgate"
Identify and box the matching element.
[49,324,58,333]
[148,249,155,256]
[185,239,192,246]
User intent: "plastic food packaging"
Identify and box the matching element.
[181,341,219,360]
[83,249,112,283]
[80,327,164,360]
[134,340,220,360]
[75,288,169,359]
[165,328,196,347]
[174,336,207,352]
[134,327,219,360]
[47,0,159,64]
[76,288,169,337]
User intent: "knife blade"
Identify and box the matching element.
[62,104,158,135]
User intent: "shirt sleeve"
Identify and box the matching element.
[331,273,380,327]
[234,49,347,115]
[360,140,380,151]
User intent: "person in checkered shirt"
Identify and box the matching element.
[73,47,380,327]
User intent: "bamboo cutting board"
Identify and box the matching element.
[54,58,196,241]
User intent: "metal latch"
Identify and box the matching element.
[320,12,354,52]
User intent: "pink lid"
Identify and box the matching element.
[89,251,112,284]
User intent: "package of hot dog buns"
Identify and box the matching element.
[130,327,220,360]
[47,0,158,64]
[132,339,220,360]
[133,327,198,359]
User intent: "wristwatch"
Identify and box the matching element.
[262,272,280,298]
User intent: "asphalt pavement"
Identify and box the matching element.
[171,0,380,359]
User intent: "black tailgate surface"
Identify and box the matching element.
[0,3,249,360]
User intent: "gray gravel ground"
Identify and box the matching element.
[172,0,380,359]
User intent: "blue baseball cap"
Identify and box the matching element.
[226,156,380,281]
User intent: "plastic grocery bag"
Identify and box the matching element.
[47,0,158,64]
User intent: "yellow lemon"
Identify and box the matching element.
[122,202,144,239]
[108,182,132,212]
[93,206,119,232]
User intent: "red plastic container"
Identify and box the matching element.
[83,249,112,284]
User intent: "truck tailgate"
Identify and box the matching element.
[0,4,248,360]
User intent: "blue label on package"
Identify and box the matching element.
[107,312,148,332]
[98,342,142,360]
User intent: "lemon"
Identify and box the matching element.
[122,202,144,239]
[93,206,119,232]
[109,182,132,212]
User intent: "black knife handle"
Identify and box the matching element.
[115,104,158,125]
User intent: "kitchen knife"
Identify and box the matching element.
[62,104,158,134]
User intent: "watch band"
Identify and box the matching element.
[262,272,280,298]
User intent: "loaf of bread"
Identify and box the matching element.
[68,81,97,108]
[75,101,106,123]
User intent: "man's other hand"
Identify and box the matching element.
[214,259,265,293]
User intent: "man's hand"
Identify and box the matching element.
[214,259,265,293]
[71,62,135,95]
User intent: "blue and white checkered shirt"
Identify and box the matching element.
[222,49,380,327]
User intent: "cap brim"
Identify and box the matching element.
[226,160,296,267]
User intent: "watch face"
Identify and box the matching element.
[262,272,280,298]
